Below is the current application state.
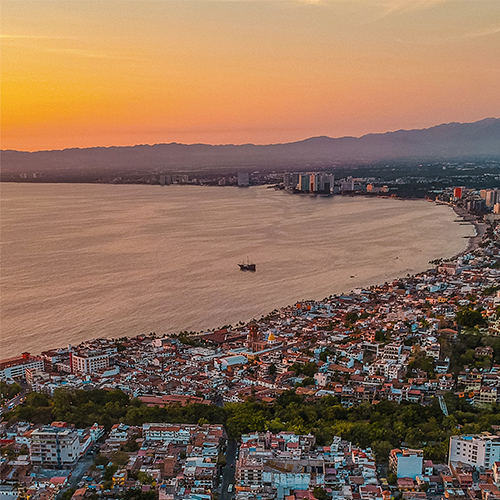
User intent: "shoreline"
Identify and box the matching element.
[452,204,487,255]
[1,195,477,360]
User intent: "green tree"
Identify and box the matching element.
[110,450,129,466]
[26,392,50,406]
[345,312,359,325]
[136,472,153,485]
[102,480,113,491]
[302,362,318,377]
[407,352,435,378]
[122,435,140,453]
[61,489,76,500]
[456,309,486,328]
[301,377,316,387]
[371,440,393,464]
[0,382,21,402]
[313,486,328,500]
[0,446,15,458]
[290,362,317,377]
[217,453,226,467]
[94,454,109,467]
[387,473,397,485]
[103,464,119,481]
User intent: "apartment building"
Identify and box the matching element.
[143,424,192,444]
[0,353,45,381]
[70,350,109,374]
[30,426,80,468]
[389,448,423,479]
[449,434,500,469]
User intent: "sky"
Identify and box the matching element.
[2,0,500,151]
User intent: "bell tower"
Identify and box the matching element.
[247,322,259,351]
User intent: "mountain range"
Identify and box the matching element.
[2,117,499,177]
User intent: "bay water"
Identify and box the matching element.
[0,183,473,358]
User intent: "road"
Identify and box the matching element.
[1,383,28,416]
[69,454,95,489]
[56,453,95,499]
[220,438,237,500]
[1,394,23,418]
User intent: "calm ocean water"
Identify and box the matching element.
[1,183,473,358]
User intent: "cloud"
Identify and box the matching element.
[1,34,72,40]
[393,22,500,44]
[43,47,127,59]
[463,24,500,39]
[357,0,450,25]
[1,34,138,61]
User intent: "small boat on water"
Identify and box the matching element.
[238,258,256,272]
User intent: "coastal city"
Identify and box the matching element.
[3,1,500,500]
[1,186,500,500]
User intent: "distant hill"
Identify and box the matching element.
[2,117,499,177]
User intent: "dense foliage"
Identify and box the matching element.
[440,330,500,373]
[7,387,500,463]
[225,391,500,462]
[0,381,21,402]
[290,362,318,377]
[455,308,487,328]
[406,350,435,378]
[7,389,225,429]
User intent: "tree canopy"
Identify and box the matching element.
[6,386,500,463]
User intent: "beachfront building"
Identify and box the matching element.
[0,353,45,381]
[238,172,250,187]
[70,350,109,374]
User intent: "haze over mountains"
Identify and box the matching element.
[2,118,499,178]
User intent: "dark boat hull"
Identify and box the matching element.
[238,263,256,272]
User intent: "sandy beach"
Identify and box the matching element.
[452,205,487,254]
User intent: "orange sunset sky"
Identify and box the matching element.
[1,0,500,152]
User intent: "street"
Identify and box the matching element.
[56,453,95,499]
[219,438,237,500]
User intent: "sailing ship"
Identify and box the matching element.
[238,257,256,272]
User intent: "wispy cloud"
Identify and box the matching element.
[1,34,138,61]
[41,47,137,60]
[393,23,500,44]
[1,34,73,40]
[463,24,500,39]
[358,0,450,25]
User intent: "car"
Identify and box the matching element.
[230,464,234,468]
